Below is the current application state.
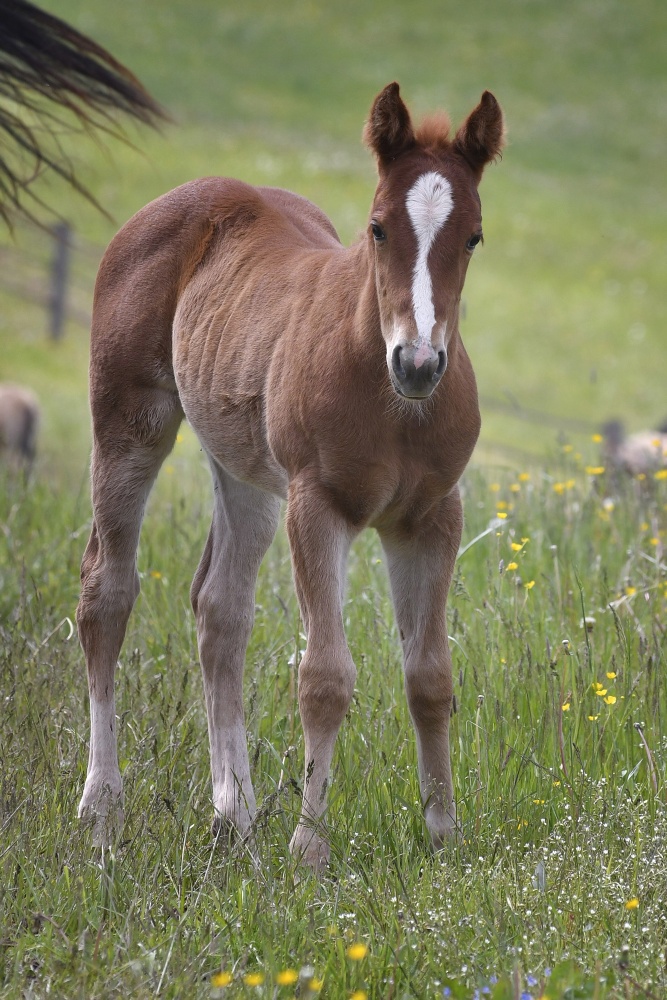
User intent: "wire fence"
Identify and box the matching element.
[0,217,104,337]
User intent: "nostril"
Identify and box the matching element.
[435,350,446,378]
[392,345,406,379]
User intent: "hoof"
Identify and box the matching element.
[426,804,459,851]
[289,824,330,874]
[78,781,124,847]
[212,812,259,864]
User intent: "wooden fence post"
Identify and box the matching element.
[49,221,71,340]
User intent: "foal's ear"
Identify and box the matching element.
[364,82,416,164]
[453,91,505,178]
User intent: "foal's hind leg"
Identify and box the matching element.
[379,488,463,848]
[77,397,181,845]
[191,460,280,841]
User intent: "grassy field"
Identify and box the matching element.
[2,447,666,998]
[1,0,666,997]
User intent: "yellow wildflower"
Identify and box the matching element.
[350,993,368,1000]
[506,561,518,571]
[588,715,599,721]
[524,580,535,590]
[518,472,531,482]
[244,973,265,987]
[585,465,605,476]
[346,943,369,961]
[606,671,617,679]
[309,978,324,992]
[591,433,603,443]
[150,570,162,579]
[553,482,565,494]
[561,702,571,712]
[625,897,639,910]
[603,695,617,705]
[497,500,508,510]
[497,512,508,520]
[212,972,233,988]
[490,482,501,492]
[595,688,608,697]
[276,970,298,986]
[510,483,521,492]
[655,469,667,480]
[562,444,573,453]
[511,541,524,552]
[176,433,184,443]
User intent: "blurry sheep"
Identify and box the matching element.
[0,383,40,469]
[602,419,667,476]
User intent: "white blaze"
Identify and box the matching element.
[405,171,453,367]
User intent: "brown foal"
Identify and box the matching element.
[76,83,504,869]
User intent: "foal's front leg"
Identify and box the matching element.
[380,488,463,847]
[286,477,356,871]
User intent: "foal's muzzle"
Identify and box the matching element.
[390,344,446,399]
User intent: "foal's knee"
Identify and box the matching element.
[298,646,356,733]
[404,657,453,727]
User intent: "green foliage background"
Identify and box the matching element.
[3,0,667,466]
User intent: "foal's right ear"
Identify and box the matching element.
[364,82,416,164]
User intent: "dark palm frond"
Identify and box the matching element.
[0,0,168,224]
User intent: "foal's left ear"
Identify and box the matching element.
[364,82,416,165]
[453,91,505,179]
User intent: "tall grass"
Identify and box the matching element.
[1,446,665,998]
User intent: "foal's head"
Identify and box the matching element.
[364,83,504,400]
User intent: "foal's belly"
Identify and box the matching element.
[172,315,288,497]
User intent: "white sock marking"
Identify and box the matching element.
[405,172,453,365]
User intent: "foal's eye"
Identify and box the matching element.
[466,232,483,252]
[370,221,386,242]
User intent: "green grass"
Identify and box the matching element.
[1,452,666,998]
[1,0,667,996]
